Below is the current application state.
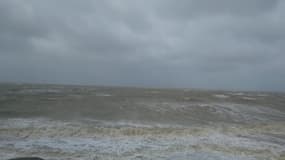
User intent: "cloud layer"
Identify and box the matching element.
[0,0,284,91]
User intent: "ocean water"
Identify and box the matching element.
[0,84,285,160]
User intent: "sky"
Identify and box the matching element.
[0,0,284,91]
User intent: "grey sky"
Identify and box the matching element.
[0,0,284,91]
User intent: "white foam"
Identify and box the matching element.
[242,97,256,100]
[95,93,112,97]
[10,88,62,94]
[213,94,229,99]
[1,115,285,159]
[256,94,268,97]
[229,92,245,96]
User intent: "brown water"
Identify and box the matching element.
[0,84,285,160]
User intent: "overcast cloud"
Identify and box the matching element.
[0,0,284,91]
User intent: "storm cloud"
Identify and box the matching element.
[0,0,284,91]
